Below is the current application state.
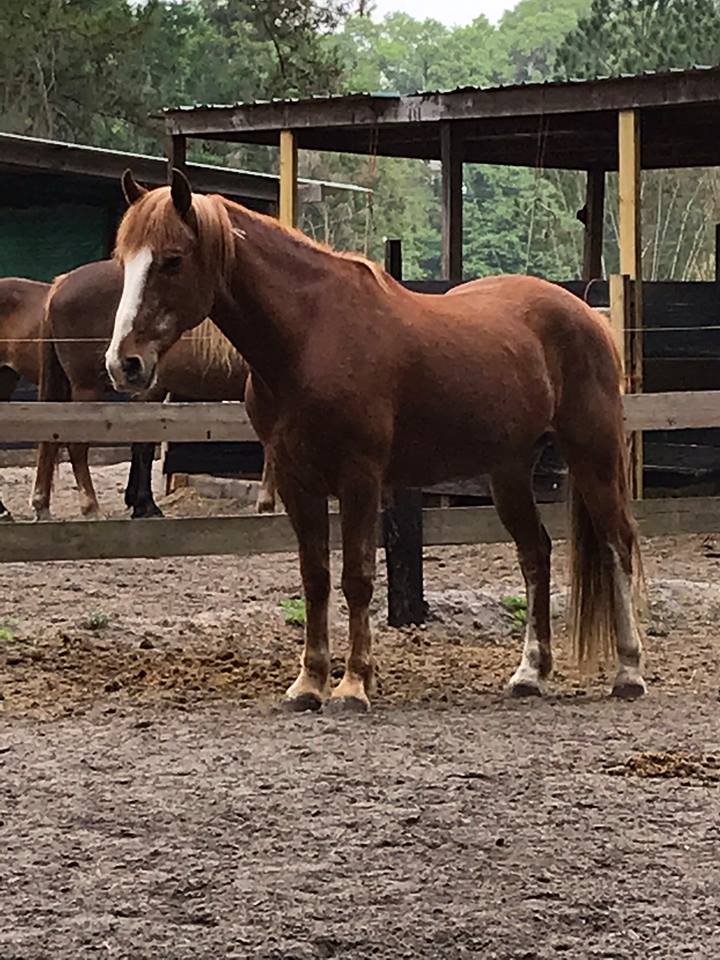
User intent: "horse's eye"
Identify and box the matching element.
[160,255,182,274]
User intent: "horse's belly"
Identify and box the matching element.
[388,393,553,486]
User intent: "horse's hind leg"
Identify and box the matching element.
[67,443,100,518]
[490,462,552,697]
[330,467,382,712]
[31,441,60,520]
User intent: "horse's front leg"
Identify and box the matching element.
[330,470,382,713]
[280,473,331,712]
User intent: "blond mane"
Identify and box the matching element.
[115,184,390,296]
[115,188,236,284]
[181,317,241,376]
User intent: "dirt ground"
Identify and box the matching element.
[1,463,720,958]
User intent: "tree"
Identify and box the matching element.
[554,0,720,280]
[555,0,720,79]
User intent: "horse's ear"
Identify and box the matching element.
[171,167,193,219]
[121,169,148,206]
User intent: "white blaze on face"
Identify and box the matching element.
[105,246,153,385]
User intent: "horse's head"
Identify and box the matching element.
[106,168,224,392]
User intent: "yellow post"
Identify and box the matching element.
[618,109,643,498]
[279,129,298,228]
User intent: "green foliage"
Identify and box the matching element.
[2,0,719,282]
[83,611,112,631]
[0,622,16,643]
[555,0,720,80]
[280,597,307,627]
[501,595,528,631]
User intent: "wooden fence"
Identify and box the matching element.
[2,391,720,566]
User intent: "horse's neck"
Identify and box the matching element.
[210,203,338,392]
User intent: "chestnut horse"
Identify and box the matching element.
[106,169,646,711]
[0,278,48,519]
[0,266,275,520]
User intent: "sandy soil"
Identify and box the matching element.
[1,463,719,958]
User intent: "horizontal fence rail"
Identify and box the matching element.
[1,391,720,444]
[2,498,720,564]
[0,402,256,444]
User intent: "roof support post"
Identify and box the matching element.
[582,167,605,281]
[167,134,187,181]
[279,129,298,227]
[440,121,463,282]
[618,109,643,498]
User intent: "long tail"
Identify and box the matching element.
[567,433,645,674]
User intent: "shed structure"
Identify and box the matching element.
[0,131,369,282]
[161,67,720,499]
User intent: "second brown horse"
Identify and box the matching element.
[0,262,275,520]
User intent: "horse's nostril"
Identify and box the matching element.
[121,356,143,381]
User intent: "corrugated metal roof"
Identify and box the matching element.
[161,64,720,115]
[0,131,370,194]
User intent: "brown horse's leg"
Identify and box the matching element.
[31,441,61,520]
[490,464,552,697]
[66,387,103,518]
[280,476,331,711]
[67,443,101,518]
[329,472,381,712]
[255,445,276,514]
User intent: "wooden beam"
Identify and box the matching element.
[440,122,463,281]
[618,111,641,280]
[279,129,298,227]
[168,134,187,181]
[608,273,630,386]
[618,109,643,498]
[382,238,426,627]
[0,402,257,443]
[622,391,720,432]
[582,168,605,280]
[2,392,720,446]
[6,497,720,565]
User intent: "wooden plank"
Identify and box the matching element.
[623,391,720,431]
[279,129,298,228]
[0,445,132,469]
[6,497,720,564]
[168,134,187,180]
[618,110,643,498]
[0,402,257,443]
[608,274,630,386]
[382,238,426,627]
[440,121,463,282]
[2,393,720,446]
[582,168,605,281]
[383,488,426,626]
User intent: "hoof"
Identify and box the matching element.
[131,503,164,519]
[256,499,276,515]
[506,679,543,699]
[325,696,370,715]
[282,692,324,713]
[611,679,646,701]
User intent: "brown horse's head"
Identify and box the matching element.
[106,168,232,392]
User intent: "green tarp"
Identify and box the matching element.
[0,203,109,282]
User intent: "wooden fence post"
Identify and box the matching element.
[382,239,426,627]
